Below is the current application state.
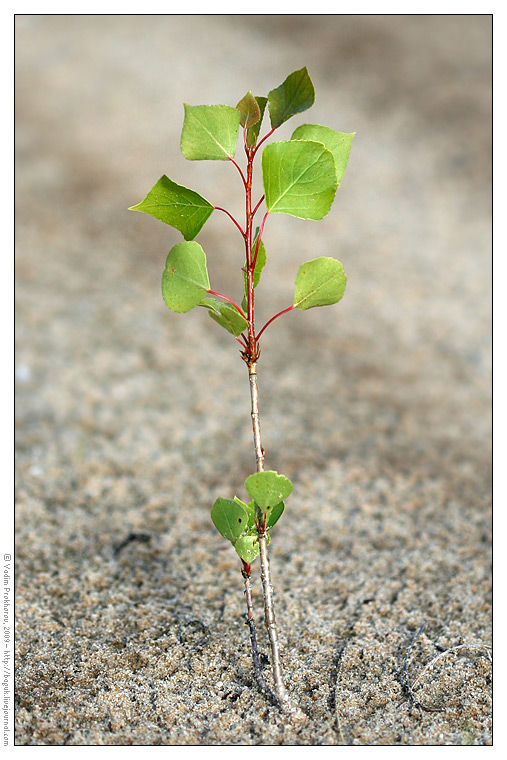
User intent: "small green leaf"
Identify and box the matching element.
[161,241,210,313]
[236,90,261,128]
[246,96,267,147]
[243,227,267,302]
[234,533,269,564]
[267,67,315,129]
[199,296,223,315]
[266,501,285,531]
[181,104,240,160]
[234,497,256,531]
[291,124,355,187]
[262,140,337,220]
[293,257,347,311]
[234,534,260,564]
[129,175,214,241]
[244,471,293,511]
[208,304,248,337]
[211,498,249,543]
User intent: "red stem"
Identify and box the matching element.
[207,289,247,318]
[215,206,245,238]
[252,127,276,158]
[256,305,295,342]
[252,194,265,219]
[228,156,247,187]
[245,150,256,357]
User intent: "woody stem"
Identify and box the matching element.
[242,563,277,702]
[247,361,290,712]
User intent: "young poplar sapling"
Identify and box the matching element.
[130,67,354,713]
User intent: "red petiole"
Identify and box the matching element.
[255,305,295,343]
[214,207,245,237]
[207,289,246,318]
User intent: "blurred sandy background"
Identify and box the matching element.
[15,15,491,745]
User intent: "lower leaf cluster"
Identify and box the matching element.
[211,470,292,563]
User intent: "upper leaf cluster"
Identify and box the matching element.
[129,67,353,328]
[129,66,353,238]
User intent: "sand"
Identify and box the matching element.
[15,15,491,745]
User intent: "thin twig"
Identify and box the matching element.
[411,643,492,689]
[403,621,429,714]
[331,642,350,744]
[242,565,278,705]
[336,714,347,745]
[403,622,492,715]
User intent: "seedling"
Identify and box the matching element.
[130,67,354,712]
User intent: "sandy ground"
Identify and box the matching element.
[15,15,491,745]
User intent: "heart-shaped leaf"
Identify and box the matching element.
[129,175,214,241]
[161,241,210,313]
[262,140,337,220]
[234,534,260,564]
[181,104,240,160]
[293,257,347,311]
[291,124,355,187]
[267,67,315,129]
[236,90,261,128]
[234,532,270,564]
[244,471,293,511]
[211,498,250,543]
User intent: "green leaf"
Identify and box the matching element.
[267,67,315,129]
[181,104,240,160]
[291,124,355,187]
[266,501,285,530]
[236,90,261,128]
[293,257,347,311]
[234,497,256,532]
[243,227,267,302]
[211,498,250,543]
[129,175,214,241]
[208,303,248,337]
[201,297,248,336]
[246,96,267,147]
[262,140,337,220]
[199,296,223,315]
[244,470,293,511]
[234,534,260,564]
[161,241,210,313]
[234,532,270,564]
